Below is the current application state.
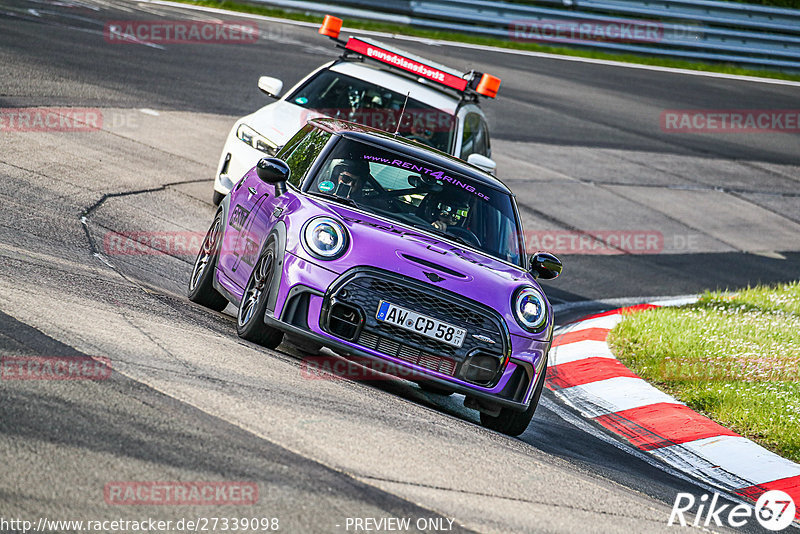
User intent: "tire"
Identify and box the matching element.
[416,381,455,396]
[212,190,225,206]
[479,356,548,436]
[236,239,284,349]
[188,213,229,312]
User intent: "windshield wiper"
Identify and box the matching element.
[308,192,361,209]
[410,223,472,248]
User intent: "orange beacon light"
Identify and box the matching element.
[319,15,343,40]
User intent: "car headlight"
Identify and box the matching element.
[512,286,548,332]
[302,217,348,260]
[236,124,277,155]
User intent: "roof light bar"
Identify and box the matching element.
[318,15,500,98]
[343,37,468,92]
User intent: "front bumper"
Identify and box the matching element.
[214,126,273,195]
[266,258,548,411]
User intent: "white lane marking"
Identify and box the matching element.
[555,314,623,333]
[137,0,800,87]
[559,376,683,417]
[139,108,160,116]
[549,339,615,365]
[553,295,698,317]
[647,296,699,307]
[653,435,800,487]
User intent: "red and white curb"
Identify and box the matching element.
[546,300,800,519]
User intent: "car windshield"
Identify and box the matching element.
[287,69,456,153]
[305,137,523,266]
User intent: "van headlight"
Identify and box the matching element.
[302,217,348,260]
[236,124,277,155]
[512,287,548,332]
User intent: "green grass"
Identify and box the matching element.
[607,282,800,463]
[172,0,800,82]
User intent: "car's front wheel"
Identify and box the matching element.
[188,213,229,312]
[479,356,548,436]
[236,239,284,349]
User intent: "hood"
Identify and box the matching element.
[288,199,546,333]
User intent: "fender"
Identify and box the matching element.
[265,220,287,314]
[211,195,239,304]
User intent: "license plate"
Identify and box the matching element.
[376,300,466,348]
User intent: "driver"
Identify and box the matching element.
[407,121,435,147]
[431,195,470,232]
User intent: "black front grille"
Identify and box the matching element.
[321,268,509,385]
[368,278,494,330]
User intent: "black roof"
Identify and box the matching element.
[309,118,512,194]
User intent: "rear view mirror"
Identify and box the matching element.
[529,252,562,280]
[258,76,283,98]
[467,153,497,175]
[408,174,442,192]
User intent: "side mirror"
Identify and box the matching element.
[258,76,283,98]
[256,157,290,196]
[529,251,562,280]
[467,153,497,175]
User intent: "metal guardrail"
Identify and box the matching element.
[252,0,800,70]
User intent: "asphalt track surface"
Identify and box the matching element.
[1,1,798,532]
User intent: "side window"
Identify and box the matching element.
[473,117,489,156]
[277,124,312,160]
[282,127,332,187]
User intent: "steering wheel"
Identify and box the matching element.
[446,226,481,248]
[358,175,404,210]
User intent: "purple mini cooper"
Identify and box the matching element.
[189,118,562,436]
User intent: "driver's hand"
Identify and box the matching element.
[431,220,447,232]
